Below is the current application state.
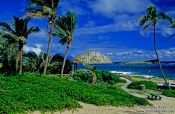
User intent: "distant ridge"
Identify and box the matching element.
[114,59,175,64]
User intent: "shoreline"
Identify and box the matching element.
[110,70,175,81]
[110,71,175,85]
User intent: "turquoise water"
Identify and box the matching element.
[77,63,175,80]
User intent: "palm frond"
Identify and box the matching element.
[24,6,43,13]
[26,12,46,18]
[27,27,40,36]
[0,33,25,42]
[25,5,52,18]
[55,12,77,45]
[26,0,59,12]
[158,12,173,23]
[27,0,45,7]
[171,20,175,28]
[59,37,67,45]
[142,23,152,31]
[0,22,15,33]
[67,12,77,33]
[139,16,147,25]
[55,24,67,37]
[146,6,157,18]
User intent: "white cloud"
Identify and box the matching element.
[75,21,138,37]
[161,28,175,37]
[59,0,90,16]
[23,44,42,55]
[158,48,175,59]
[84,21,96,27]
[90,0,151,17]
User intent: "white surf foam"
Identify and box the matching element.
[110,71,132,75]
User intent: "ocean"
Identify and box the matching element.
[77,63,175,80]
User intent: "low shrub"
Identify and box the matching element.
[128,81,157,90]
[73,70,126,84]
[0,73,149,113]
[163,89,175,98]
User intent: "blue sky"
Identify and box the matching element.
[0,0,175,62]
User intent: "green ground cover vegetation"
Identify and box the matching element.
[163,89,175,98]
[128,81,157,90]
[73,70,126,84]
[0,73,149,114]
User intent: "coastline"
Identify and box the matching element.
[110,71,175,84]
[78,63,175,80]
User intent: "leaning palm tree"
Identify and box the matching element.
[0,16,40,73]
[25,0,59,75]
[139,6,172,88]
[55,12,77,77]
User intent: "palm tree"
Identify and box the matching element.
[55,12,77,77]
[84,64,97,84]
[0,38,17,73]
[0,16,40,73]
[25,0,59,75]
[23,51,46,73]
[139,6,172,88]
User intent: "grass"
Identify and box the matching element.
[163,89,175,98]
[131,76,175,84]
[0,73,149,114]
[128,81,157,90]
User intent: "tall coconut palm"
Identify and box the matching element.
[139,6,172,88]
[25,0,59,75]
[0,16,40,73]
[55,12,77,77]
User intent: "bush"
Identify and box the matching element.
[73,70,126,84]
[128,81,157,90]
[0,73,149,113]
[163,90,175,98]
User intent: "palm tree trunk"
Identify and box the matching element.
[43,23,53,75]
[19,44,23,74]
[16,42,23,74]
[153,24,170,89]
[92,71,97,84]
[61,46,70,77]
[16,52,20,72]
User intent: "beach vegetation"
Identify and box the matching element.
[128,81,157,90]
[73,70,126,84]
[163,89,175,98]
[0,73,149,113]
